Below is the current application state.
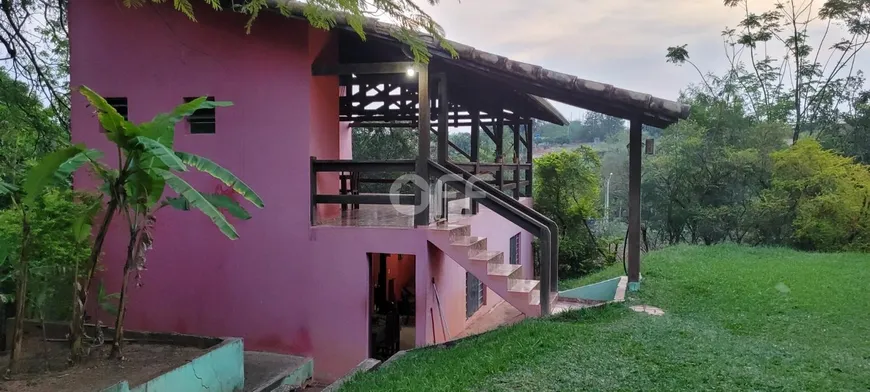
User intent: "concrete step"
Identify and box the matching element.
[243,351,313,392]
[487,263,522,278]
[451,236,488,256]
[469,250,503,263]
[508,278,539,294]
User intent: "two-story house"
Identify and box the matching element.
[69,0,688,381]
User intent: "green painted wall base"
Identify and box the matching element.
[101,338,244,392]
[280,358,314,388]
[559,277,622,301]
[628,281,641,292]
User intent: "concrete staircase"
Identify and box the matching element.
[428,222,549,316]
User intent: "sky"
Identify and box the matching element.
[416,0,870,120]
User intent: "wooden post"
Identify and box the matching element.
[494,114,504,192]
[437,74,448,164]
[526,120,534,197]
[470,107,480,214]
[628,119,642,289]
[415,65,430,227]
[512,123,521,199]
[340,172,348,212]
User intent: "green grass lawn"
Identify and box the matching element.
[340,244,870,391]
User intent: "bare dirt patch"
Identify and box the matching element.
[0,335,206,392]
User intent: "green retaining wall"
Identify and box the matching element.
[102,338,244,392]
[559,277,623,301]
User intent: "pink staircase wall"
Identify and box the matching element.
[422,200,535,344]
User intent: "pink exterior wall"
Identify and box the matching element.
[69,1,533,381]
[309,29,341,219]
[70,0,319,369]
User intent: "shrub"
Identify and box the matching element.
[763,139,870,252]
[0,189,95,321]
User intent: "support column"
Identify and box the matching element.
[437,74,448,163]
[628,119,642,289]
[494,114,504,192]
[415,65,430,227]
[526,120,534,197]
[511,123,521,199]
[470,107,480,214]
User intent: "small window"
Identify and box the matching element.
[105,97,128,120]
[99,97,128,133]
[184,96,216,134]
[509,233,520,265]
[466,272,485,318]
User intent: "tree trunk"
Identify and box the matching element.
[70,197,118,363]
[108,230,137,360]
[7,213,31,375]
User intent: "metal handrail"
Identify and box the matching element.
[444,161,560,294]
[428,160,554,315]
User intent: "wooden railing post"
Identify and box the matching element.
[339,172,348,212]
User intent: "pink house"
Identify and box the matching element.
[69,0,688,381]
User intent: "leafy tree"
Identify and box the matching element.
[0,69,66,194]
[821,92,870,164]
[0,190,95,322]
[642,89,791,245]
[667,0,870,142]
[533,147,609,277]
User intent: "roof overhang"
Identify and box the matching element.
[266,0,689,128]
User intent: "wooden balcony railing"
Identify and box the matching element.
[451,162,532,199]
[310,158,417,224]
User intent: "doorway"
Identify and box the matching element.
[368,252,416,360]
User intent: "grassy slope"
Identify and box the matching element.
[341,245,870,391]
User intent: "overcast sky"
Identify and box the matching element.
[417,0,870,120]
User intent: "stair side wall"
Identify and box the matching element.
[424,199,536,344]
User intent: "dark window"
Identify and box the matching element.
[466,272,485,318]
[509,233,520,265]
[184,96,216,134]
[99,97,128,133]
[105,97,128,120]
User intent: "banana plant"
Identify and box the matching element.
[30,86,264,360]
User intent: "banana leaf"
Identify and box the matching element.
[150,168,239,239]
[54,148,104,185]
[165,193,252,220]
[131,137,186,171]
[175,151,264,208]
[79,86,136,146]
[0,181,17,196]
[23,145,85,206]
